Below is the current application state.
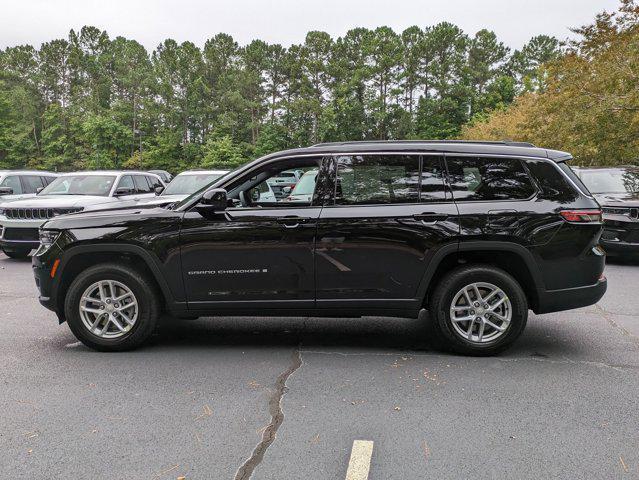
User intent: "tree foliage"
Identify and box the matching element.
[462,0,639,166]
[0,22,562,171]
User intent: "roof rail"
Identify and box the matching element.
[310,139,536,148]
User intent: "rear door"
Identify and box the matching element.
[445,155,539,240]
[315,153,460,315]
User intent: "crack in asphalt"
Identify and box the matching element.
[234,346,303,480]
[595,304,639,344]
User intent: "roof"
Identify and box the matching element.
[572,165,639,171]
[0,170,58,175]
[58,170,162,176]
[255,140,572,162]
[177,169,230,175]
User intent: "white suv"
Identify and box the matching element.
[0,170,164,258]
[0,170,58,200]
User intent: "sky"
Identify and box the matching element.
[0,0,622,51]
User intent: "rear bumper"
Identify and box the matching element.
[535,277,607,314]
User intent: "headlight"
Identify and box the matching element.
[38,229,61,253]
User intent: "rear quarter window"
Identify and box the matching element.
[525,160,581,200]
[446,156,536,201]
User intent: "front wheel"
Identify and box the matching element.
[64,263,161,351]
[2,247,31,259]
[429,265,528,356]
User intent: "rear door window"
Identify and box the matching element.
[446,156,536,201]
[335,155,421,205]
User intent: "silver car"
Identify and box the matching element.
[0,170,164,258]
[0,170,58,201]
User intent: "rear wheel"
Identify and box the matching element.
[429,265,528,356]
[2,247,31,259]
[64,263,161,351]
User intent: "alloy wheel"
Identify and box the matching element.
[79,280,138,339]
[449,282,512,344]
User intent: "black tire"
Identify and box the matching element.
[2,247,31,259]
[429,265,528,356]
[64,263,161,351]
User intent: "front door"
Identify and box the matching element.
[315,153,460,315]
[180,156,331,312]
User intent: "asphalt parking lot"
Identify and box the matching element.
[1,253,638,480]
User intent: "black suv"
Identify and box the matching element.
[32,141,607,355]
[573,166,639,256]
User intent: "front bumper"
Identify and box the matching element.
[600,219,639,255]
[535,277,607,314]
[0,218,45,250]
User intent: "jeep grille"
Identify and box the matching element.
[4,207,83,220]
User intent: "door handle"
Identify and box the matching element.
[413,213,447,224]
[276,217,310,228]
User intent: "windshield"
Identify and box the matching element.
[172,166,241,209]
[291,171,318,196]
[579,169,639,194]
[40,175,116,196]
[163,173,226,195]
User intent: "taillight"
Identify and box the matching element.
[560,209,602,223]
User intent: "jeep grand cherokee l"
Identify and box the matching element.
[0,171,164,258]
[32,141,607,355]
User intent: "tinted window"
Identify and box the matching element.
[525,160,578,201]
[43,176,56,185]
[0,175,22,194]
[117,175,135,191]
[420,157,447,201]
[134,175,153,193]
[446,157,535,201]
[21,175,45,193]
[335,155,420,205]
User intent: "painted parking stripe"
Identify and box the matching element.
[345,440,374,480]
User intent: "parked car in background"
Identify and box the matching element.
[0,170,58,200]
[284,169,318,202]
[148,170,173,183]
[574,166,639,256]
[33,140,606,355]
[139,170,230,207]
[267,169,302,198]
[0,171,164,258]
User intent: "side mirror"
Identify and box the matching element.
[282,186,292,194]
[0,187,13,195]
[197,188,228,215]
[114,187,135,196]
[154,186,165,195]
[36,187,44,194]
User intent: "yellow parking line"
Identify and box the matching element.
[345,440,374,480]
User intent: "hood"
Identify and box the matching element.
[594,192,639,207]
[43,205,176,230]
[139,194,187,205]
[2,194,116,209]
